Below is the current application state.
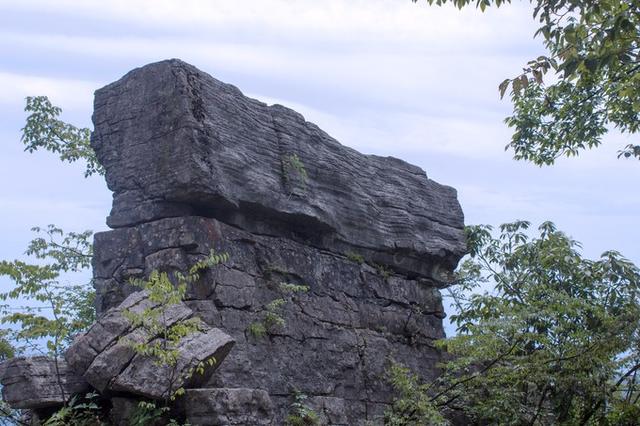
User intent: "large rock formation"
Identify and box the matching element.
[88,59,466,424]
[1,59,466,425]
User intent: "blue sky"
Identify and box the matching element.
[0,0,638,330]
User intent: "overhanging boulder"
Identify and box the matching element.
[91,59,465,278]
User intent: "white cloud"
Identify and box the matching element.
[0,0,538,48]
[0,71,96,109]
[0,30,527,105]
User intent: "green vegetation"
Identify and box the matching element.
[282,153,309,192]
[346,251,365,264]
[285,391,320,426]
[0,96,99,363]
[22,96,103,177]
[123,250,228,404]
[248,284,309,338]
[386,221,640,425]
[278,282,310,294]
[41,393,103,426]
[246,321,267,338]
[416,0,640,163]
[384,362,447,426]
[129,401,185,426]
[130,401,171,426]
[0,225,94,358]
[248,298,286,337]
[375,263,391,279]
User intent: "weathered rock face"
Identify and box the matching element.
[81,59,464,425]
[182,388,274,426]
[92,215,447,423]
[91,59,465,279]
[0,357,89,410]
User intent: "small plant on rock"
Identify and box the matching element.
[282,153,309,194]
[346,251,364,264]
[246,321,267,338]
[375,263,391,280]
[285,391,320,426]
[278,282,310,294]
[247,283,309,338]
[42,392,104,426]
[248,298,286,337]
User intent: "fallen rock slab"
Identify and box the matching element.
[110,328,235,399]
[65,291,235,400]
[0,356,89,409]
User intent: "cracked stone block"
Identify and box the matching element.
[65,291,235,400]
[308,396,350,425]
[0,356,89,409]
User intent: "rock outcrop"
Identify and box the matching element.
[91,59,465,281]
[0,357,89,409]
[1,59,466,425]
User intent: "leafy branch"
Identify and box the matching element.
[21,96,103,177]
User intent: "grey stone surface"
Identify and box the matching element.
[182,388,274,425]
[308,396,350,425]
[65,291,235,400]
[92,215,447,424]
[109,397,139,426]
[0,357,89,409]
[91,59,465,277]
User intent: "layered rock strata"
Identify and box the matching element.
[0,357,89,410]
[87,59,466,425]
[182,388,275,426]
[93,215,450,423]
[91,59,465,281]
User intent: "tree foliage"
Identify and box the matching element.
[123,251,228,406]
[415,0,640,163]
[0,225,95,357]
[21,96,102,177]
[3,98,98,357]
[384,362,448,426]
[0,226,95,425]
[388,221,640,425]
